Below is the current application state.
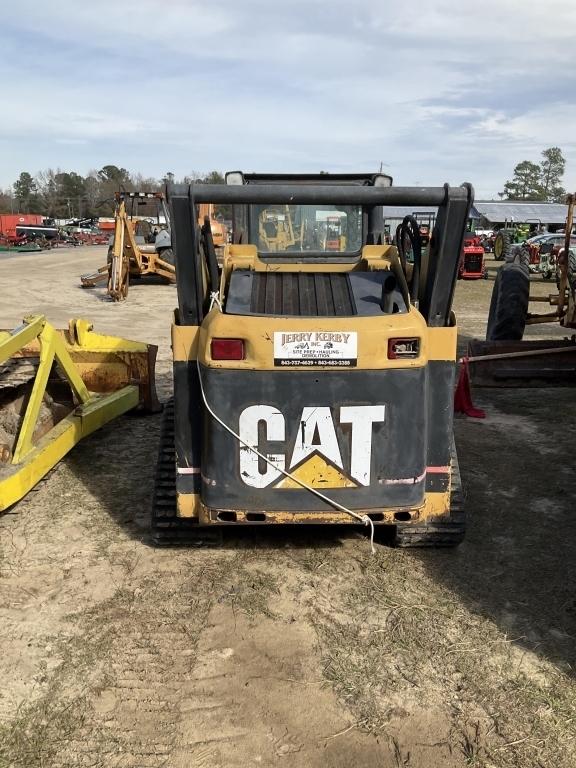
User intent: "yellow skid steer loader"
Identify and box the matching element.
[154,173,472,547]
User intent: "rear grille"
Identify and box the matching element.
[250,272,355,316]
[463,254,482,272]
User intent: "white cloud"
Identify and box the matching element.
[0,0,575,196]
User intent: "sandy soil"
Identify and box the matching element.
[0,246,575,768]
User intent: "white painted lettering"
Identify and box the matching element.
[238,406,285,488]
[290,407,343,470]
[339,406,386,486]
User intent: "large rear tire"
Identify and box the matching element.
[494,231,512,261]
[158,247,174,266]
[486,262,529,341]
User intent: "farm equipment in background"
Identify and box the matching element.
[0,315,159,511]
[493,218,542,261]
[0,234,42,253]
[468,194,576,386]
[201,204,228,249]
[324,215,344,251]
[459,233,488,279]
[80,191,175,301]
[155,172,473,548]
[413,212,436,248]
[522,233,576,279]
[258,206,301,251]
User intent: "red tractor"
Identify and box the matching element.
[459,233,488,279]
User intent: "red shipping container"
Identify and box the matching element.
[0,214,44,237]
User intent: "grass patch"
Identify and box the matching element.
[308,549,576,768]
[0,687,88,768]
[217,554,281,619]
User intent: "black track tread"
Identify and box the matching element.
[486,262,529,341]
[151,399,218,546]
[394,445,465,548]
[494,230,512,261]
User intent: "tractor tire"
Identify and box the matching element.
[158,247,174,266]
[494,230,512,261]
[394,447,464,548]
[486,262,529,341]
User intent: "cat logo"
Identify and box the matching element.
[238,405,385,489]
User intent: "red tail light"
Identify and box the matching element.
[211,338,245,360]
[388,338,420,359]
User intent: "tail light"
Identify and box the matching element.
[211,338,245,360]
[388,338,420,359]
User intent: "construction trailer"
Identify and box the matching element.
[155,173,473,547]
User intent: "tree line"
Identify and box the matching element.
[1,150,569,217]
[500,147,567,202]
[0,167,225,219]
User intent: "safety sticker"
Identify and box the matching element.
[273,331,357,367]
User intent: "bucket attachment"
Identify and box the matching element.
[0,315,159,511]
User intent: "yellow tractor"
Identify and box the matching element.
[154,172,472,547]
[81,191,175,301]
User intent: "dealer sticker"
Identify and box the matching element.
[273,331,357,367]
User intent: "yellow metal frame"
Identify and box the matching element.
[0,315,155,511]
[79,197,175,300]
[175,488,451,524]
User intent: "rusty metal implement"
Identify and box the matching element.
[0,315,159,511]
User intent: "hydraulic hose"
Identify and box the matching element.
[396,215,422,304]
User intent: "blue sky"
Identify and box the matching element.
[1,0,575,198]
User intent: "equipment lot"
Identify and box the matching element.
[1,246,575,767]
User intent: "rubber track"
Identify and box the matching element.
[154,404,465,548]
[151,399,218,546]
[394,446,465,548]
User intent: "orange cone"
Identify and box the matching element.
[454,357,486,418]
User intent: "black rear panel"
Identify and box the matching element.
[463,253,483,272]
[200,367,435,512]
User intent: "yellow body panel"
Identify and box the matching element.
[175,490,451,525]
[172,311,456,368]
[169,242,456,367]
[172,242,458,528]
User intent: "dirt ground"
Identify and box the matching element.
[0,245,575,768]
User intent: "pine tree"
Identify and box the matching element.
[540,147,566,202]
[13,172,42,213]
[502,161,542,200]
